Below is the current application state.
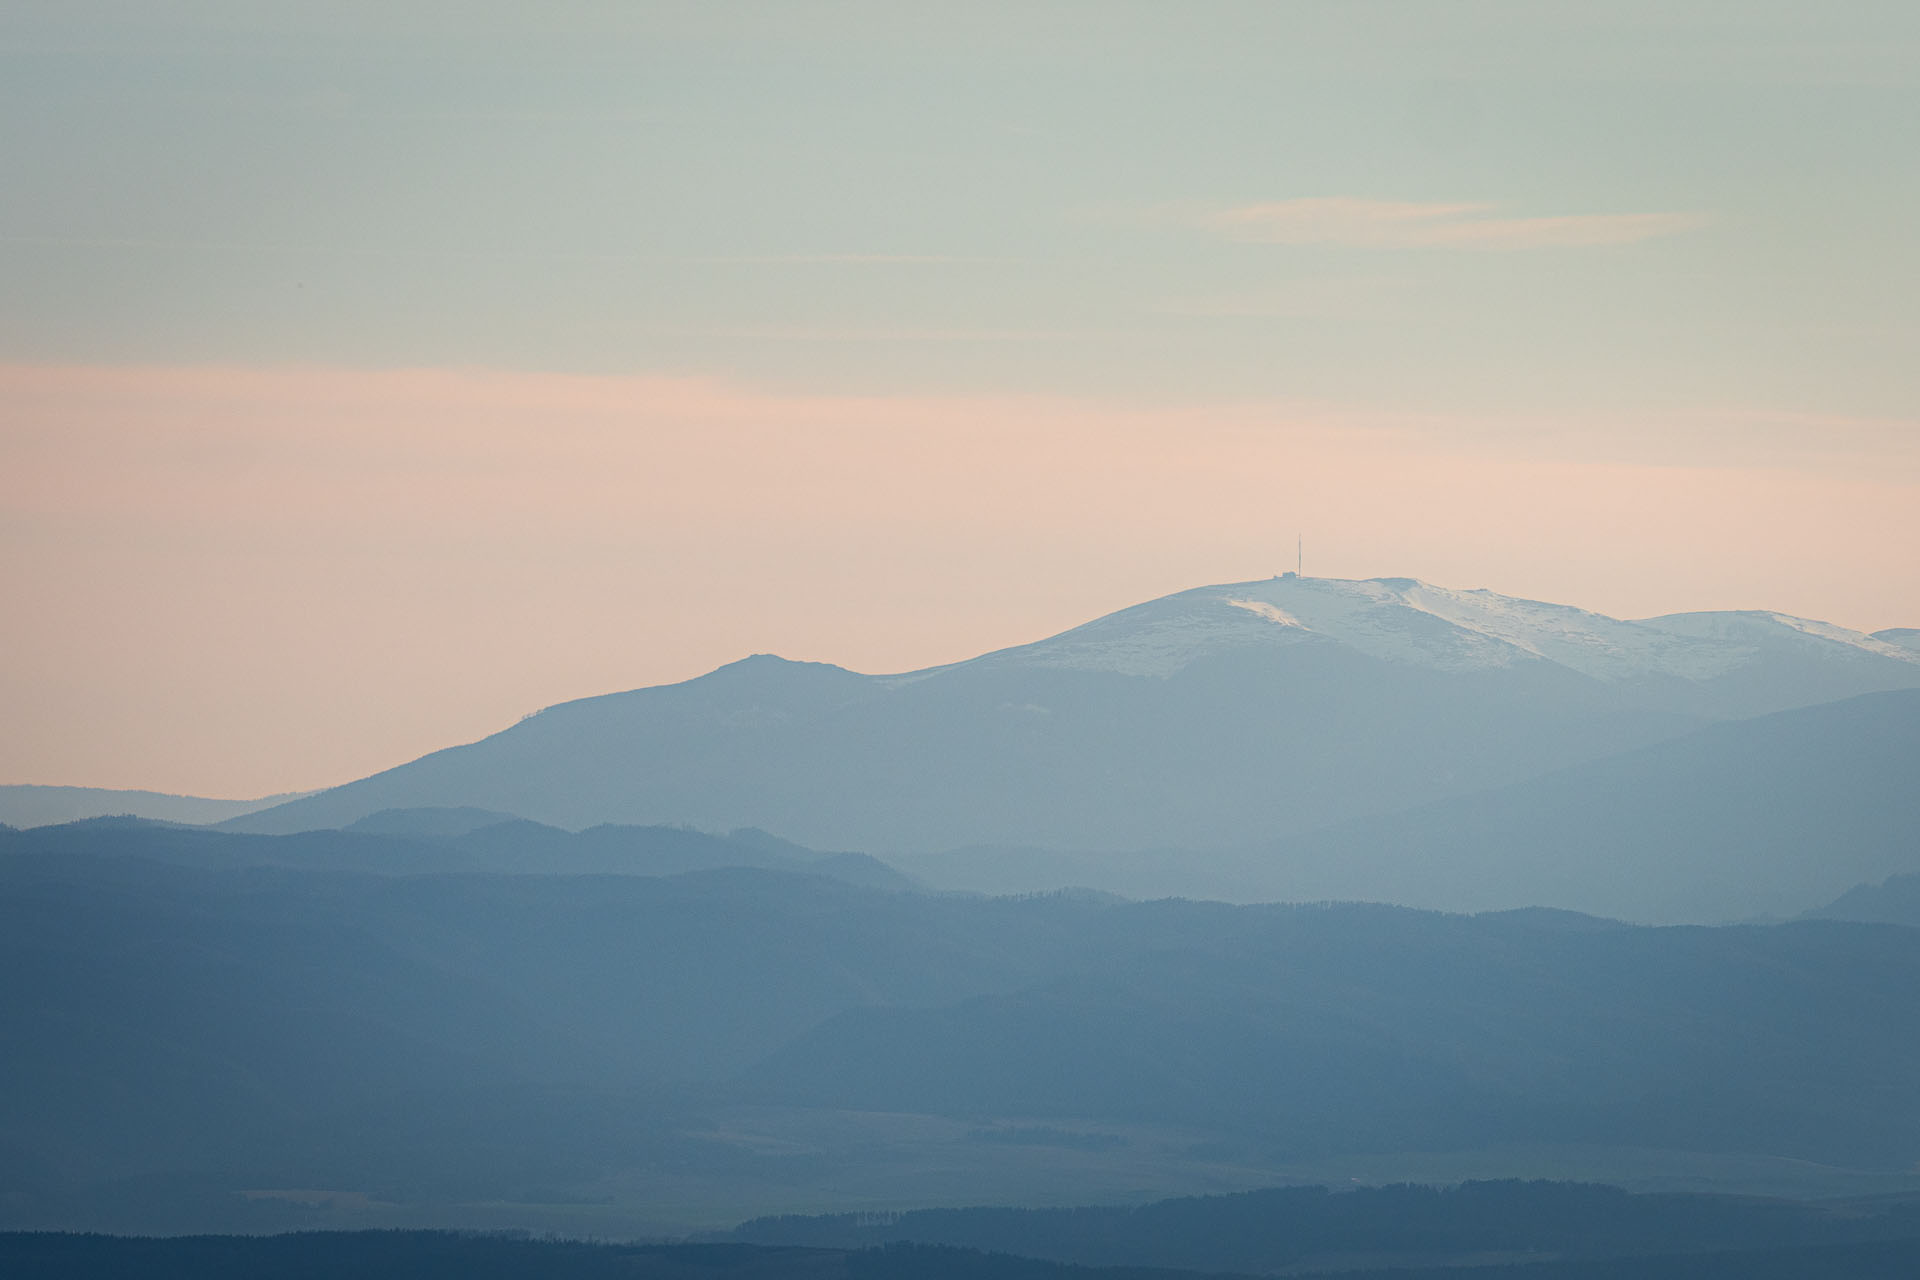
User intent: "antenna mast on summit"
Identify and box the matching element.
[1297,534,1302,578]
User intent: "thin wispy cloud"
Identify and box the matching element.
[683,254,1005,265]
[647,326,1106,343]
[1204,199,1706,249]
[0,236,997,268]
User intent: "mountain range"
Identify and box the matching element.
[0,785,310,830]
[0,812,914,891]
[222,576,1919,847]
[7,843,1920,1236]
[904,688,1920,922]
[188,574,1920,922]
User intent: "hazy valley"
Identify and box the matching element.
[5,574,1920,1271]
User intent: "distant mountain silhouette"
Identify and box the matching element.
[1266,687,1920,922]
[221,577,1920,854]
[0,813,917,890]
[7,849,1920,1232]
[12,1182,1920,1278]
[732,1179,1920,1274]
[0,784,311,829]
[745,902,1920,1168]
[1808,872,1920,928]
[343,806,522,837]
[907,689,1920,923]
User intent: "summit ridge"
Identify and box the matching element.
[221,574,1920,854]
[964,575,1915,682]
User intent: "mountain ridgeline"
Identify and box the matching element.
[0,785,309,830]
[0,812,914,890]
[205,575,1920,923]
[14,1181,1920,1279]
[901,688,1920,923]
[730,1179,1920,1273]
[7,838,1920,1235]
[224,577,1920,851]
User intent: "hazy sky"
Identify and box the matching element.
[4,2,1918,796]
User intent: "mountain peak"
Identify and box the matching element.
[223,572,1920,852]
[964,574,1917,683]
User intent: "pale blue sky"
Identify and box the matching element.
[5,1,1917,421]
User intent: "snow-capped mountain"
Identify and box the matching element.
[967,573,1915,684]
[227,576,1919,860]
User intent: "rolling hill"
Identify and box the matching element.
[7,848,1920,1233]
[0,785,311,830]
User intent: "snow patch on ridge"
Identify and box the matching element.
[1643,609,1920,664]
[962,576,1920,683]
[1224,598,1305,628]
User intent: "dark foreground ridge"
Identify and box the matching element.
[8,1231,1920,1280]
[730,1179,1920,1272]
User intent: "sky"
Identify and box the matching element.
[3,1,1918,797]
